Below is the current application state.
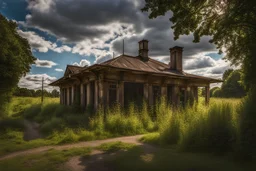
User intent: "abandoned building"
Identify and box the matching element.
[50,40,222,110]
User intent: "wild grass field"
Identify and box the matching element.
[0,96,242,156]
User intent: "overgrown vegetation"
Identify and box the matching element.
[0,96,246,158]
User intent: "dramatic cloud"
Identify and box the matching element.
[183,55,216,70]
[18,74,58,91]
[17,30,71,53]
[34,59,57,68]
[73,59,91,67]
[55,68,64,72]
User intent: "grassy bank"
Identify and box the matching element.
[0,97,242,157]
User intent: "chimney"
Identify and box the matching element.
[169,46,183,71]
[138,39,149,61]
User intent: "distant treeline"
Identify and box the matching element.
[210,69,247,98]
[13,87,60,98]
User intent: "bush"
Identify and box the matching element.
[24,104,41,119]
[0,118,25,132]
[40,117,64,134]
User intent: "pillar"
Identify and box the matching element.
[161,86,167,101]
[119,81,124,107]
[205,85,210,105]
[148,84,153,106]
[67,87,70,105]
[80,84,84,107]
[194,87,198,103]
[94,80,99,110]
[172,85,179,106]
[71,85,75,104]
[86,83,91,107]
[98,80,104,107]
[144,83,149,103]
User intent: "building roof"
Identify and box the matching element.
[50,55,222,86]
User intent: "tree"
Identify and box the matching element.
[0,13,36,117]
[222,69,234,81]
[221,70,246,97]
[142,0,256,158]
[210,87,219,97]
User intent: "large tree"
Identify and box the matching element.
[0,14,35,117]
[142,0,256,158]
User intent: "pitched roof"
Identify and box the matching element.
[99,55,222,82]
[64,65,85,76]
[50,55,222,86]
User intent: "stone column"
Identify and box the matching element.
[161,86,167,102]
[86,83,91,107]
[94,80,99,110]
[80,84,84,107]
[119,81,124,107]
[71,85,75,104]
[98,80,104,107]
[205,85,210,105]
[172,85,179,106]
[67,87,70,105]
[144,83,149,104]
[148,84,153,106]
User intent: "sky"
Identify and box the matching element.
[0,0,231,91]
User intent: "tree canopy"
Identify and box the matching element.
[211,69,246,98]
[142,0,256,87]
[0,14,36,116]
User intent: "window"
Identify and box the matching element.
[109,83,117,107]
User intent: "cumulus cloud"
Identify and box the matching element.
[183,55,216,70]
[21,0,229,81]
[55,68,64,72]
[17,30,71,53]
[18,73,58,91]
[34,59,57,68]
[73,59,91,67]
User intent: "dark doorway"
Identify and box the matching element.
[64,88,67,105]
[124,82,144,107]
[179,88,185,107]
[74,85,80,104]
[109,83,117,107]
[90,81,95,109]
[167,85,173,105]
[83,84,87,107]
[153,86,161,105]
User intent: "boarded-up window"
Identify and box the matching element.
[109,83,117,107]
[124,82,144,107]
[167,85,173,105]
[153,86,161,105]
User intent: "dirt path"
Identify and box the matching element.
[0,135,144,161]
[23,119,42,141]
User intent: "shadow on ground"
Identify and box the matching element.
[64,143,255,171]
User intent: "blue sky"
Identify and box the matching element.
[0,0,229,91]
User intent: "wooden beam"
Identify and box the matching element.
[205,85,210,105]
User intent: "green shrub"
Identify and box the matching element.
[64,114,89,128]
[0,118,25,132]
[24,104,41,119]
[40,117,64,134]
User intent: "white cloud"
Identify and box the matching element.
[55,68,64,72]
[18,73,58,91]
[73,59,91,67]
[34,59,57,68]
[17,29,71,53]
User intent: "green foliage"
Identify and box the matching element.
[0,14,35,117]
[13,87,60,98]
[211,70,246,98]
[0,118,24,132]
[97,141,136,153]
[40,117,64,134]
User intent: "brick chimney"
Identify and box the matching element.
[138,40,149,61]
[169,46,183,71]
